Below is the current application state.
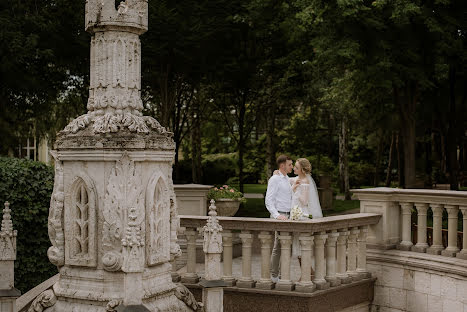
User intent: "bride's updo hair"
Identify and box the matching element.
[297,158,312,174]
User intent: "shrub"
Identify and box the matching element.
[0,157,57,292]
[207,185,246,203]
[202,153,237,185]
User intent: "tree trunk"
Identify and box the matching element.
[396,132,404,187]
[374,131,384,186]
[238,95,246,193]
[265,102,277,178]
[191,100,202,184]
[339,116,350,200]
[385,132,395,187]
[446,66,459,190]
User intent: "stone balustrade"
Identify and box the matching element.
[353,187,467,259]
[179,212,381,292]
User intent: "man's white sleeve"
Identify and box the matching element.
[265,177,280,219]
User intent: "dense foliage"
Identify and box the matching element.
[0,157,56,292]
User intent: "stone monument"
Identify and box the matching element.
[30,1,201,311]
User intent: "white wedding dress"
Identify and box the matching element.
[290,174,323,257]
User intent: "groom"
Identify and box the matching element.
[265,154,293,283]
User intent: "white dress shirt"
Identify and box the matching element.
[265,172,292,219]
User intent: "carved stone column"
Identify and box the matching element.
[336,228,351,284]
[413,203,429,252]
[313,232,330,290]
[181,228,200,284]
[457,207,467,260]
[441,205,460,257]
[399,202,414,251]
[275,232,294,291]
[221,230,236,286]
[427,204,444,255]
[237,231,256,288]
[295,233,315,293]
[356,226,370,278]
[0,202,20,312]
[256,231,274,290]
[347,227,360,281]
[325,230,340,287]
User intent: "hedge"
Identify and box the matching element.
[0,157,57,292]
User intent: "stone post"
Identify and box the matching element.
[441,205,460,257]
[399,202,414,251]
[413,203,429,252]
[427,204,444,255]
[199,200,226,312]
[0,202,20,312]
[256,231,274,290]
[181,228,200,283]
[457,207,467,260]
[336,228,351,284]
[313,231,330,290]
[221,230,236,286]
[275,232,294,291]
[325,230,340,287]
[295,233,315,293]
[347,227,360,281]
[237,231,256,288]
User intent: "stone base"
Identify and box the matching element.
[313,279,330,290]
[171,272,181,283]
[295,282,315,293]
[441,248,459,257]
[412,244,428,253]
[181,275,199,284]
[398,242,413,251]
[337,275,352,284]
[357,271,371,279]
[222,277,237,287]
[456,252,467,260]
[325,276,341,287]
[236,279,256,288]
[255,280,274,290]
[275,280,294,291]
[348,273,362,282]
[426,246,444,255]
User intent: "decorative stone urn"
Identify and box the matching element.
[29,1,202,311]
[214,199,241,217]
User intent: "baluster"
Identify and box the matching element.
[325,230,340,287]
[313,231,330,290]
[413,203,429,252]
[347,227,360,281]
[336,228,351,284]
[295,232,315,293]
[256,231,274,289]
[441,205,460,257]
[222,230,236,286]
[181,227,199,283]
[457,207,467,260]
[275,232,294,291]
[236,231,255,288]
[427,204,444,255]
[170,257,180,282]
[399,202,414,251]
[356,226,370,278]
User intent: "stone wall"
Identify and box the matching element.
[367,249,467,312]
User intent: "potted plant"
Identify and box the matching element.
[207,185,246,216]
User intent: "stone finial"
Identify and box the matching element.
[0,202,17,261]
[203,200,223,254]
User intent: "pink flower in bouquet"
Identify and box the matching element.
[223,185,228,188]
[230,189,234,193]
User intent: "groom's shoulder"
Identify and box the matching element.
[268,175,280,184]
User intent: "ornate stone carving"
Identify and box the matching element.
[146,172,170,266]
[203,200,223,254]
[47,151,65,266]
[65,174,97,267]
[174,284,204,312]
[103,153,144,271]
[105,299,122,312]
[27,289,57,312]
[122,207,144,272]
[0,202,17,261]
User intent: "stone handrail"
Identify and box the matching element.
[353,187,467,259]
[179,212,381,293]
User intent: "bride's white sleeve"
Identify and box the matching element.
[299,184,309,207]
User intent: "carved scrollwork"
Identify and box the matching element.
[47,151,65,267]
[174,284,204,312]
[28,289,57,312]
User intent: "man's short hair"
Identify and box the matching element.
[276,154,291,166]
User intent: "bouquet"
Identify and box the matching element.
[290,205,303,220]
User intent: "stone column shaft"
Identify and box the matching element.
[441,205,460,257]
[427,204,444,255]
[221,231,236,286]
[347,227,360,280]
[295,233,315,293]
[325,230,340,287]
[356,226,370,278]
[181,228,199,283]
[275,232,294,291]
[237,231,255,288]
[413,203,429,252]
[457,207,467,260]
[313,232,330,290]
[336,229,351,284]
[256,231,274,290]
[399,202,414,251]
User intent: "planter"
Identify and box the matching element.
[213,198,242,216]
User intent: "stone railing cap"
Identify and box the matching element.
[173,184,214,190]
